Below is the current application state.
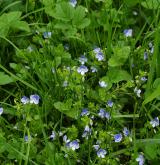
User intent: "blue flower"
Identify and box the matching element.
[91,66,98,73]
[150,46,154,54]
[0,107,3,115]
[123,29,133,37]
[30,94,40,104]
[97,149,107,158]
[51,67,55,73]
[107,100,113,107]
[63,135,70,143]
[93,47,101,54]
[98,109,106,118]
[77,65,88,75]
[144,52,148,60]
[141,77,147,82]
[114,133,122,142]
[150,117,159,128]
[43,32,52,39]
[105,112,111,120]
[99,81,107,88]
[69,0,77,7]
[79,55,87,65]
[81,108,89,116]
[63,80,68,87]
[64,44,69,50]
[95,52,104,61]
[68,140,79,151]
[123,127,129,136]
[93,145,100,151]
[136,154,144,165]
[21,96,29,104]
[24,135,32,142]
[50,131,56,140]
[82,125,91,139]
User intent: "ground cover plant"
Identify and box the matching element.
[1,0,160,164]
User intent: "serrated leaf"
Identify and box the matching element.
[72,6,90,28]
[52,2,74,21]
[0,72,15,85]
[108,69,131,83]
[141,0,160,10]
[108,46,130,67]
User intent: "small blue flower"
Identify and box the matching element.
[69,0,77,7]
[150,46,154,54]
[149,42,153,48]
[43,32,52,39]
[64,44,69,50]
[99,81,107,88]
[0,107,3,115]
[24,135,32,142]
[123,127,129,136]
[79,55,87,65]
[63,135,70,143]
[123,29,133,37]
[136,154,144,165]
[98,109,106,118]
[96,52,104,61]
[93,145,100,151]
[107,100,113,107]
[82,125,91,139]
[30,94,40,104]
[97,149,107,158]
[68,140,79,150]
[105,112,110,120]
[27,46,34,52]
[114,133,122,142]
[150,117,159,128]
[77,65,88,75]
[93,47,101,54]
[141,77,147,82]
[51,67,55,73]
[63,80,68,87]
[81,108,89,116]
[91,66,98,73]
[21,96,29,104]
[50,131,56,140]
[144,52,148,60]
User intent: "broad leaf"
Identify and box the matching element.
[108,69,131,83]
[0,72,15,85]
[141,0,160,10]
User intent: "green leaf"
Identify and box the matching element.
[143,84,160,105]
[141,0,160,10]
[72,6,90,28]
[145,143,158,160]
[12,21,30,32]
[0,72,15,85]
[108,46,130,67]
[0,11,30,37]
[54,99,79,119]
[108,69,131,83]
[52,2,74,21]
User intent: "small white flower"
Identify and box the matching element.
[43,32,52,39]
[91,66,97,73]
[79,55,87,65]
[93,145,100,151]
[136,154,144,165]
[50,131,56,140]
[134,87,141,97]
[150,117,159,128]
[99,81,107,88]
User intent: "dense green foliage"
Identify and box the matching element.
[1,0,160,164]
